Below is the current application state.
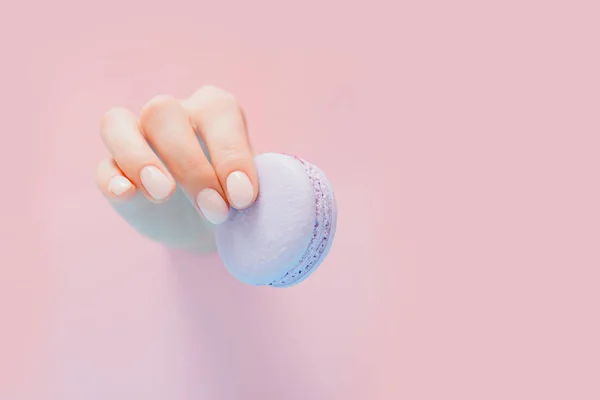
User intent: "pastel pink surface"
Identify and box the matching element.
[2,1,600,399]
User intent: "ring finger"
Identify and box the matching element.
[139,95,230,225]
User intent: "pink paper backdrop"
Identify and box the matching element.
[2,0,599,398]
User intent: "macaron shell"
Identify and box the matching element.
[270,161,338,287]
[215,153,316,285]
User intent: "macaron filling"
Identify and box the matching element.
[268,157,334,287]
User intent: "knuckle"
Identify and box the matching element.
[97,157,113,170]
[218,150,251,173]
[193,85,239,112]
[139,94,178,125]
[100,107,132,132]
[218,141,242,158]
[145,94,177,109]
[173,156,214,185]
[95,158,112,185]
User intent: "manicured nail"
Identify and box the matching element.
[226,171,254,209]
[196,188,229,224]
[108,176,133,196]
[140,166,172,201]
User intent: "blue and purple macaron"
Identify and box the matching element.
[215,152,338,287]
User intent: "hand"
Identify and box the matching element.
[95,86,259,253]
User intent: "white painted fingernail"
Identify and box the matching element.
[196,188,229,224]
[226,171,254,209]
[108,176,133,196]
[140,166,173,201]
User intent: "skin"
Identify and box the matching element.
[95,85,258,252]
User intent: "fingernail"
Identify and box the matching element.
[108,176,133,196]
[226,171,254,209]
[140,166,173,201]
[196,188,229,224]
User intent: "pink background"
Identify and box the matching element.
[2,0,599,398]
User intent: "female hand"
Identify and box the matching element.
[95,86,258,252]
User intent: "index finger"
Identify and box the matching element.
[182,86,259,210]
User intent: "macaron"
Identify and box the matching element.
[215,152,337,287]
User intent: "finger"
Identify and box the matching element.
[100,107,176,203]
[182,86,258,210]
[95,157,137,201]
[139,95,230,225]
